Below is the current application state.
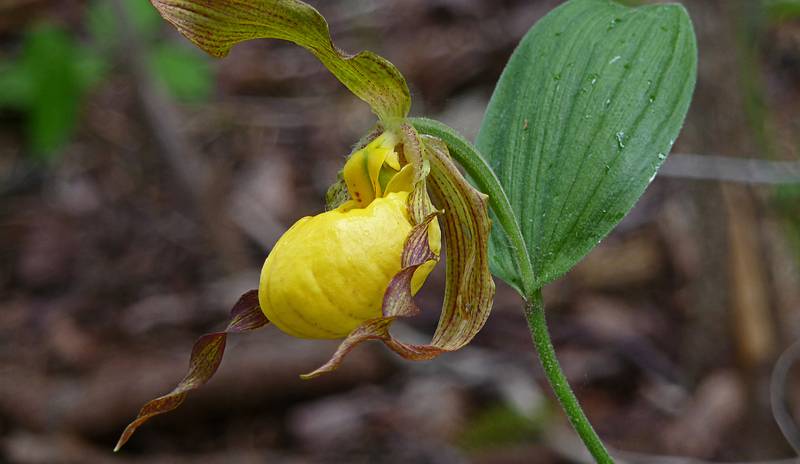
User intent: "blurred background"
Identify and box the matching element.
[1,0,799,462]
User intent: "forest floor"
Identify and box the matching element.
[1,0,800,463]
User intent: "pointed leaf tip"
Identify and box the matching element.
[476,0,697,290]
[149,0,410,122]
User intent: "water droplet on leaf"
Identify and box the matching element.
[615,131,626,149]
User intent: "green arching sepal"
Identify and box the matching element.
[150,0,411,123]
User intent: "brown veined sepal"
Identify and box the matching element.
[302,126,495,378]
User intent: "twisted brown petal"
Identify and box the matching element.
[114,290,268,451]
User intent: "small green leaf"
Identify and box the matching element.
[87,1,120,47]
[0,24,106,160]
[150,0,410,123]
[149,44,213,102]
[22,25,83,159]
[765,0,800,21]
[88,0,163,48]
[459,403,545,452]
[477,0,697,290]
[127,0,166,38]
[0,63,33,108]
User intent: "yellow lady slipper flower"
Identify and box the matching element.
[259,132,441,339]
[117,0,493,452]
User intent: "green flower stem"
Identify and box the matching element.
[526,290,613,464]
[411,117,613,464]
[410,118,536,295]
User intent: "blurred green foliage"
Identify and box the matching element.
[775,185,800,254]
[0,1,212,161]
[737,1,800,259]
[149,45,213,102]
[88,1,212,102]
[458,403,548,453]
[764,0,800,21]
[0,25,104,159]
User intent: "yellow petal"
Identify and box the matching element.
[383,164,415,195]
[367,147,390,197]
[343,131,401,206]
[259,191,440,339]
[384,149,401,171]
[342,148,373,207]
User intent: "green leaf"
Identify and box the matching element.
[150,0,411,123]
[88,0,163,48]
[149,44,213,102]
[765,0,800,21]
[476,0,697,291]
[459,403,545,452]
[74,47,108,90]
[127,0,165,38]
[0,23,106,161]
[86,1,120,47]
[0,63,33,108]
[22,25,83,159]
